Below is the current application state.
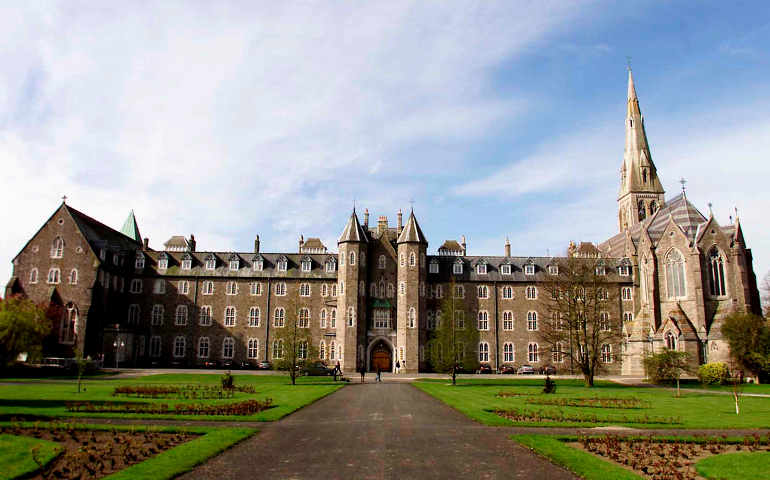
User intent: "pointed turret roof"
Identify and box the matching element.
[338,210,367,244]
[620,68,664,198]
[397,210,427,244]
[121,210,142,243]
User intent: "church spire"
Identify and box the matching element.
[618,68,665,231]
[121,210,142,244]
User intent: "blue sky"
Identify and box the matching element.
[1,1,769,287]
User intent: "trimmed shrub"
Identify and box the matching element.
[697,362,729,385]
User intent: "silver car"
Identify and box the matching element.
[517,365,535,374]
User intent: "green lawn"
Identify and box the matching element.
[414,378,770,428]
[0,433,62,480]
[0,374,343,421]
[696,451,770,480]
[677,379,770,395]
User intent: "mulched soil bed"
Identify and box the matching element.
[496,409,680,425]
[575,434,770,480]
[1,423,196,479]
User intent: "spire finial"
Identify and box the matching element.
[409,198,415,213]
[679,177,687,196]
[352,198,356,213]
[626,56,632,72]
[708,202,713,215]
[61,195,67,204]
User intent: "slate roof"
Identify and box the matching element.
[338,211,368,244]
[439,240,463,252]
[302,237,326,249]
[67,205,142,253]
[120,210,142,243]
[396,211,427,244]
[164,236,188,248]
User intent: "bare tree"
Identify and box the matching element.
[271,293,316,385]
[539,257,623,387]
[428,278,479,385]
[760,270,770,317]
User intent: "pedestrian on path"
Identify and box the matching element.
[376,367,381,382]
[359,364,366,383]
[334,360,341,381]
[395,360,401,374]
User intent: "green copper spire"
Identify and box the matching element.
[121,210,142,243]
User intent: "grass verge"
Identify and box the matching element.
[0,433,62,480]
[696,451,770,480]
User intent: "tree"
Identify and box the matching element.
[720,312,770,384]
[642,349,691,397]
[428,278,479,385]
[539,257,623,387]
[271,294,316,385]
[760,271,770,317]
[0,296,52,367]
[74,348,90,394]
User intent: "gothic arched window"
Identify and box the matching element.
[638,199,647,221]
[665,331,677,350]
[650,200,658,214]
[665,249,686,299]
[708,247,726,297]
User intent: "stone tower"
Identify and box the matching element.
[395,210,427,374]
[618,68,665,231]
[337,210,368,372]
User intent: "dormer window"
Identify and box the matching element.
[252,256,264,271]
[501,264,511,275]
[277,257,288,272]
[112,254,119,266]
[476,263,487,275]
[548,265,558,275]
[158,255,168,270]
[135,252,145,269]
[301,257,312,272]
[181,254,192,270]
[229,256,240,271]
[429,261,439,274]
[99,248,106,261]
[596,266,606,276]
[453,261,463,275]
[524,264,535,275]
[618,264,631,276]
[326,258,337,273]
[205,255,216,270]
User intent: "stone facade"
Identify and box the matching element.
[4,71,761,375]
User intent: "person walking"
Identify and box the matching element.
[395,359,401,375]
[359,364,366,383]
[334,360,341,381]
[376,367,381,382]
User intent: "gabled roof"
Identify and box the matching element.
[121,210,142,243]
[646,193,706,243]
[396,210,427,244]
[164,235,188,248]
[439,240,462,251]
[302,237,325,249]
[67,204,142,254]
[338,211,367,244]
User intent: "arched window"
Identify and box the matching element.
[599,312,610,331]
[51,237,65,258]
[708,247,727,296]
[320,309,327,328]
[378,255,386,269]
[527,311,538,331]
[400,254,405,266]
[298,341,308,359]
[477,285,488,299]
[379,280,385,298]
[273,340,284,359]
[68,269,78,285]
[502,286,513,299]
[454,285,464,298]
[226,281,238,295]
[274,307,285,327]
[330,309,336,328]
[275,282,286,296]
[478,342,489,362]
[224,306,236,326]
[503,343,514,363]
[175,305,188,326]
[409,252,416,267]
[199,306,212,326]
[299,308,310,328]
[665,331,677,350]
[128,304,140,324]
[552,342,564,363]
[665,249,687,299]
[400,282,406,296]
[249,307,260,327]
[47,268,60,284]
[319,340,327,360]
[300,283,310,296]
[248,338,259,359]
[388,283,394,297]
[408,308,416,328]
[526,286,537,299]
[198,337,210,358]
[29,268,38,284]
[347,307,355,327]
[528,343,539,363]
[154,279,166,294]
[203,281,214,295]
[503,311,513,330]
[370,283,377,297]
[349,251,356,265]
[638,199,647,220]
[222,337,235,359]
[477,311,488,330]
[151,304,164,325]
[173,336,186,358]
[59,304,77,344]
[329,341,336,360]
[601,344,613,363]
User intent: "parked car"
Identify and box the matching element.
[477,363,494,374]
[256,360,272,370]
[201,360,217,369]
[539,365,557,375]
[302,361,334,376]
[517,365,536,374]
[499,365,517,374]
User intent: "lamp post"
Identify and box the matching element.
[113,338,125,370]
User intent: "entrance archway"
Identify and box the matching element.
[367,337,393,372]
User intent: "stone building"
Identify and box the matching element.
[4,70,761,374]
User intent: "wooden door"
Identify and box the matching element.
[371,347,391,372]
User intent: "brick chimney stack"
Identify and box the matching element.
[377,216,388,235]
[397,209,403,234]
[299,234,304,253]
[363,208,369,229]
[461,235,467,256]
[189,234,196,252]
[254,235,260,253]
[504,237,510,257]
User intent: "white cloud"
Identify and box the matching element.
[0,1,594,284]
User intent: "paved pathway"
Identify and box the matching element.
[180,381,577,480]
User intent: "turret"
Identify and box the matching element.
[396,210,427,373]
[336,210,368,372]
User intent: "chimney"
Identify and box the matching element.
[504,237,511,257]
[397,209,403,234]
[189,234,196,252]
[377,216,388,235]
[254,235,260,253]
[461,235,467,256]
[363,208,369,229]
[299,234,304,253]
[143,237,149,250]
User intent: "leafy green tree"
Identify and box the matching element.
[643,349,691,396]
[720,312,770,384]
[540,257,622,387]
[0,296,52,367]
[428,278,479,385]
[271,295,316,385]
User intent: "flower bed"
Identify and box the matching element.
[525,397,650,409]
[577,434,770,480]
[112,384,257,399]
[495,408,680,425]
[66,398,273,416]
[496,391,534,398]
[1,422,194,479]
